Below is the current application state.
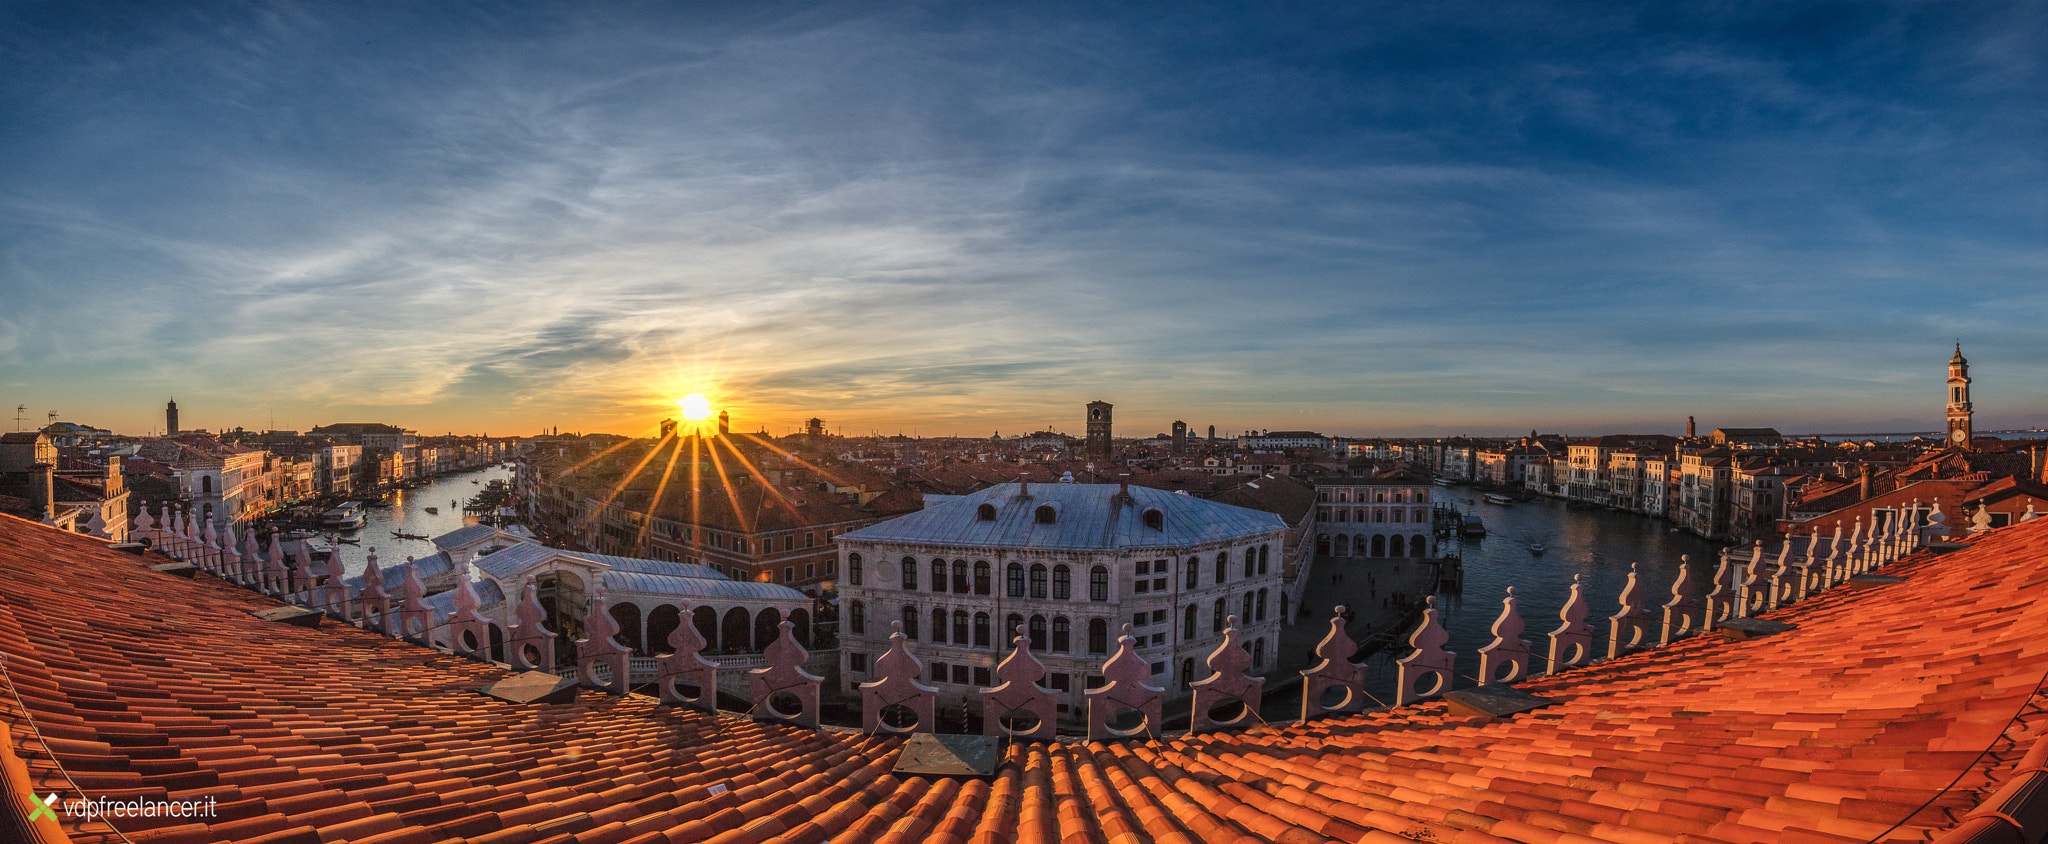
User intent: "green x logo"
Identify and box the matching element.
[27,793,59,822]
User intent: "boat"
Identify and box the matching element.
[1529,543,1546,554]
[319,502,367,530]
[1483,493,1515,506]
[1461,515,1487,536]
[1432,478,1456,487]
[391,530,430,541]
[424,507,438,514]
[326,534,360,546]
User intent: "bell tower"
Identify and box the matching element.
[1946,343,1973,451]
[166,398,180,436]
[1085,401,1113,458]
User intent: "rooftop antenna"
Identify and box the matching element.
[12,405,23,431]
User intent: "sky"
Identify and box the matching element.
[2,2,2044,440]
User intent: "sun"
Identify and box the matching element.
[678,393,713,421]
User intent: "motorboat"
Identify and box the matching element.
[319,502,367,530]
[1528,543,1546,554]
[1483,493,1515,506]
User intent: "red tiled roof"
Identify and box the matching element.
[6,511,2048,842]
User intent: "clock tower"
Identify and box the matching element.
[1085,401,1113,458]
[1946,343,1973,451]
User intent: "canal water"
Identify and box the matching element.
[324,464,513,579]
[1361,493,1723,698]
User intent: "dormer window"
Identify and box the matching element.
[1035,505,1057,524]
[977,503,998,521]
[1142,509,1164,530]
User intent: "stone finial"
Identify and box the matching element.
[358,549,390,633]
[1970,505,1994,534]
[1300,605,1366,720]
[397,560,432,643]
[1768,539,1799,610]
[200,518,220,571]
[1190,615,1264,734]
[1546,575,1591,675]
[321,544,351,615]
[1734,541,1765,618]
[508,576,555,672]
[263,535,288,597]
[133,506,155,542]
[1659,557,1701,646]
[657,602,718,710]
[1824,523,1845,587]
[575,585,631,694]
[291,540,316,605]
[86,507,109,541]
[1608,563,1651,658]
[861,621,938,734]
[982,623,1056,741]
[1087,623,1163,741]
[1793,531,1823,598]
[185,512,202,559]
[750,620,823,728]
[1397,596,1454,704]
[219,527,243,584]
[444,560,489,657]
[162,511,184,559]
[1478,589,1531,685]
[1848,517,1870,574]
[1704,547,1737,623]
[2024,502,2039,523]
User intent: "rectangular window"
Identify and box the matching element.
[973,666,991,687]
[1136,560,1150,575]
[1149,662,1165,676]
[931,662,947,683]
[783,566,794,582]
[1084,674,1105,690]
[1151,610,1166,624]
[806,532,816,548]
[1133,613,1147,627]
[1153,577,1166,591]
[849,652,868,672]
[784,535,794,551]
[1051,673,1071,692]
[1150,633,1165,646]
[805,564,815,579]
[1134,579,1149,594]
[952,665,969,685]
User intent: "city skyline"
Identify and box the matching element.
[4,3,2045,438]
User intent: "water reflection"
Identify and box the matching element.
[323,465,513,578]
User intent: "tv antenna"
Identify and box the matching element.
[12,405,23,432]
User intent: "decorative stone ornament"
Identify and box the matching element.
[1659,558,1701,646]
[1190,615,1264,734]
[1546,575,1591,675]
[750,620,823,728]
[201,519,220,572]
[219,527,243,583]
[1734,541,1765,618]
[1397,596,1454,705]
[263,536,289,598]
[1087,624,1163,741]
[2023,502,2039,523]
[291,540,317,605]
[1608,563,1651,659]
[1823,524,1846,588]
[1478,590,1531,686]
[1767,540,1799,612]
[655,601,718,711]
[1300,606,1367,720]
[321,545,351,615]
[397,559,433,643]
[1924,500,1950,547]
[357,549,391,634]
[861,621,938,735]
[1703,547,1737,624]
[575,582,631,694]
[445,560,490,658]
[981,624,1056,741]
[507,576,555,672]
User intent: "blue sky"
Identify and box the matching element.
[2,2,2043,439]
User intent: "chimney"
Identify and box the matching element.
[29,463,55,521]
[1858,463,1872,500]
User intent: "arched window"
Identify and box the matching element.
[931,608,948,643]
[1256,588,1269,622]
[1390,535,1406,557]
[1087,618,1108,653]
[1089,566,1108,601]
[1183,604,1197,639]
[201,475,213,496]
[1258,545,1269,575]
[1052,616,1070,652]
[1142,509,1163,530]
[1214,552,1228,584]
[901,606,919,640]
[1184,557,1199,589]
[1391,510,1404,524]
[901,557,918,591]
[1414,534,1428,557]
[1052,564,1071,599]
[1007,613,1024,643]
[849,601,865,635]
[974,612,991,647]
[1252,638,1265,668]
[1243,551,1255,579]
[953,609,969,644]
[1029,564,1048,599]
[1371,535,1386,557]
[977,502,997,521]
[932,559,947,592]
[1181,657,1196,689]
[974,561,991,595]
[848,553,863,586]
[1242,592,1255,621]
[1007,563,1025,597]
[1212,599,1226,633]
[952,560,969,593]
[1036,505,1057,524]
[1029,615,1047,651]
[1375,492,1386,503]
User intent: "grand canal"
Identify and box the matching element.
[1359,492,1724,698]
[323,464,514,578]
